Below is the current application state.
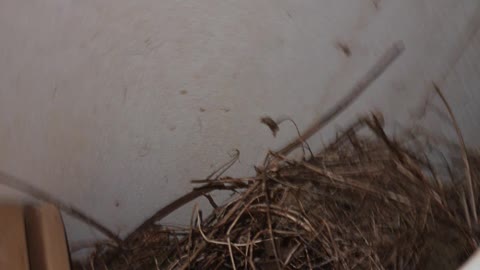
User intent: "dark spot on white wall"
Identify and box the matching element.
[286,10,292,19]
[52,87,58,100]
[180,89,188,95]
[199,107,206,112]
[335,41,351,57]
[371,0,380,10]
[164,176,169,183]
[115,200,120,207]
[144,38,154,50]
[220,107,231,112]
[169,125,176,131]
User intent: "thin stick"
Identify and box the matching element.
[205,149,240,180]
[278,41,405,156]
[124,184,235,244]
[227,234,237,270]
[304,245,314,270]
[244,230,251,270]
[283,241,301,265]
[195,206,263,247]
[433,83,477,223]
[0,170,123,247]
[187,203,196,268]
[249,205,314,232]
[203,193,218,209]
[262,177,283,270]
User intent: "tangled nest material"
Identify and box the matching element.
[61,43,478,269]
[86,113,479,270]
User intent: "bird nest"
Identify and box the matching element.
[85,113,480,270]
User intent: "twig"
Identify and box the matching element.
[433,83,477,224]
[195,205,263,247]
[461,185,473,229]
[244,230,251,270]
[124,183,234,244]
[177,241,208,270]
[262,176,283,270]
[0,170,123,247]
[227,234,237,270]
[283,241,301,265]
[226,191,267,270]
[206,149,240,180]
[304,245,314,270]
[187,204,196,268]
[278,41,405,156]
[249,205,314,232]
[203,193,218,209]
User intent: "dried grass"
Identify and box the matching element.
[83,113,480,270]
[66,43,478,269]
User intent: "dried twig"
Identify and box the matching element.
[433,83,477,224]
[278,41,405,156]
[262,175,283,270]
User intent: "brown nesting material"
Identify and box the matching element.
[86,114,480,270]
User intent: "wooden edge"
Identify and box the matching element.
[0,204,29,270]
[25,203,71,270]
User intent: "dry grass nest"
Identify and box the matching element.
[82,113,480,270]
